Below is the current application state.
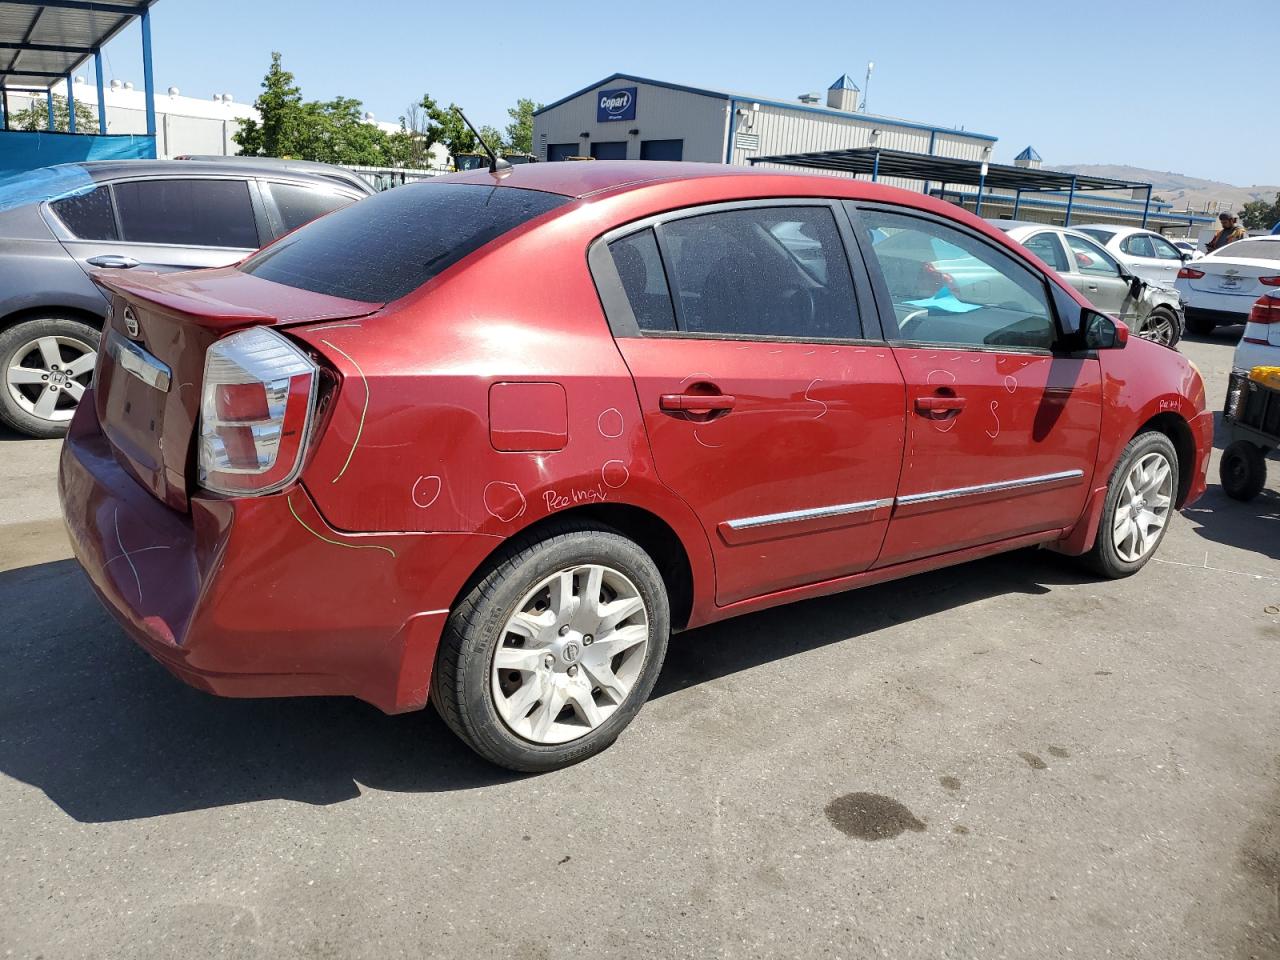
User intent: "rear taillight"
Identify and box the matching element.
[198,327,317,495]
[1259,276,1280,286]
[1244,295,1280,344]
[1177,266,1205,280]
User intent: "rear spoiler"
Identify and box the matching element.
[92,265,380,330]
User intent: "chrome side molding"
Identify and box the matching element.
[726,498,895,531]
[896,469,1084,506]
[107,331,172,393]
[723,470,1085,533]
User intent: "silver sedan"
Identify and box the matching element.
[991,221,1185,347]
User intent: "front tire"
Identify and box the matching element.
[0,316,100,439]
[431,521,670,772]
[1139,306,1181,348]
[1085,431,1179,578]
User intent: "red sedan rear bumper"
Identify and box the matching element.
[58,394,498,714]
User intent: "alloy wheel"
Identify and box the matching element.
[5,335,96,423]
[491,563,649,745]
[1111,451,1174,562]
[1139,311,1176,347]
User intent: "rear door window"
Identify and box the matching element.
[1022,231,1069,272]
[49,186,117,240]
[655,206,861,339]
[240,183,568,303]
[1121,234,1155,258]
[1063,233,1123,277]
[265,181,358,234]
[114,178,259,248]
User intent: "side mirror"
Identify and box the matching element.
[1179,250,1194,262]
[1083,310,1129,350]
[1128,275,1144,298]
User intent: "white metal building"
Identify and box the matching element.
[532,71,998,189]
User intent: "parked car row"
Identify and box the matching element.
[992,222,1184,347]
[0,159,371,437]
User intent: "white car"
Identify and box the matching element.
[991,221,1184,346]
[1232,290,1280,374]
[1074,224,1191,286]
[1174,235,1280,336]
[1171,238,1203,259]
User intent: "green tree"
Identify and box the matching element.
[1241,193,1280,231]
[424,99,478,161]
[504,97,540,154]
[234,51,305,158]
[12,93,97,133]
[477,125,505,154]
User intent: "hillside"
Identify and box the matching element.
[1050,163,1280,214]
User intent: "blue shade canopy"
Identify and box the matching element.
[0,1,158,88]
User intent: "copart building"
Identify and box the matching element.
[531,72,996,178]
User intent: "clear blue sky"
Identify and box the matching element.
[94,0,1276,186]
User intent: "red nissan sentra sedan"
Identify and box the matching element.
[59,162,1213,771]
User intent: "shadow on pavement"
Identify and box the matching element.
[0,548,1094,823]
[1182,483,1280,564]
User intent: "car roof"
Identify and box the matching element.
[440,160,797,199]
[66,159,371,191]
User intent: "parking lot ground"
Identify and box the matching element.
[1,332,1277,960]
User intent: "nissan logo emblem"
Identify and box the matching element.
[123,306,139,338]
[562,641,580,663]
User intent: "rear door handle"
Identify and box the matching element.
[87,255,140,269]
[660,393,736,412]
[915,396,967,413]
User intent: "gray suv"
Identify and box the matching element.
[0,159,372,438]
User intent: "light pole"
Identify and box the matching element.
[861,61,874,112]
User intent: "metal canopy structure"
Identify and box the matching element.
[0,0,158,136]
[750,146,1157,227]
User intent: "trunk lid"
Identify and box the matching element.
[92,266,378,510]
[1188,257,1280,298]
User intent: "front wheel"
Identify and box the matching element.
[1085,431,1179,578]
[431,521,670,772]
[1139,306,1181,348]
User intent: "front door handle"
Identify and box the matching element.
[660,393,736,413]
[915,395,967,414]
[87,255,140,269]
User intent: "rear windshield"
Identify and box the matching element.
[1211,239,1280,263]
[239,182,569,302]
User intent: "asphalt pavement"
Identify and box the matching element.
[1,330,1277,960]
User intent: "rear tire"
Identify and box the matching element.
[431,520,670,773]
[1183,313,1216,337]
[0,315,100,439]
[1084,431,1179,579]
[1219,440,1267,502]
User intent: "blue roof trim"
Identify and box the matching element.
[829,73,859,91]
[533,72,999,142]
[937,190,1216,223]
[1014,145,1041,161]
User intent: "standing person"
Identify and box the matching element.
[1207,212,1246,252]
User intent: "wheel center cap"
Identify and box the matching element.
[562,641,580,664]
